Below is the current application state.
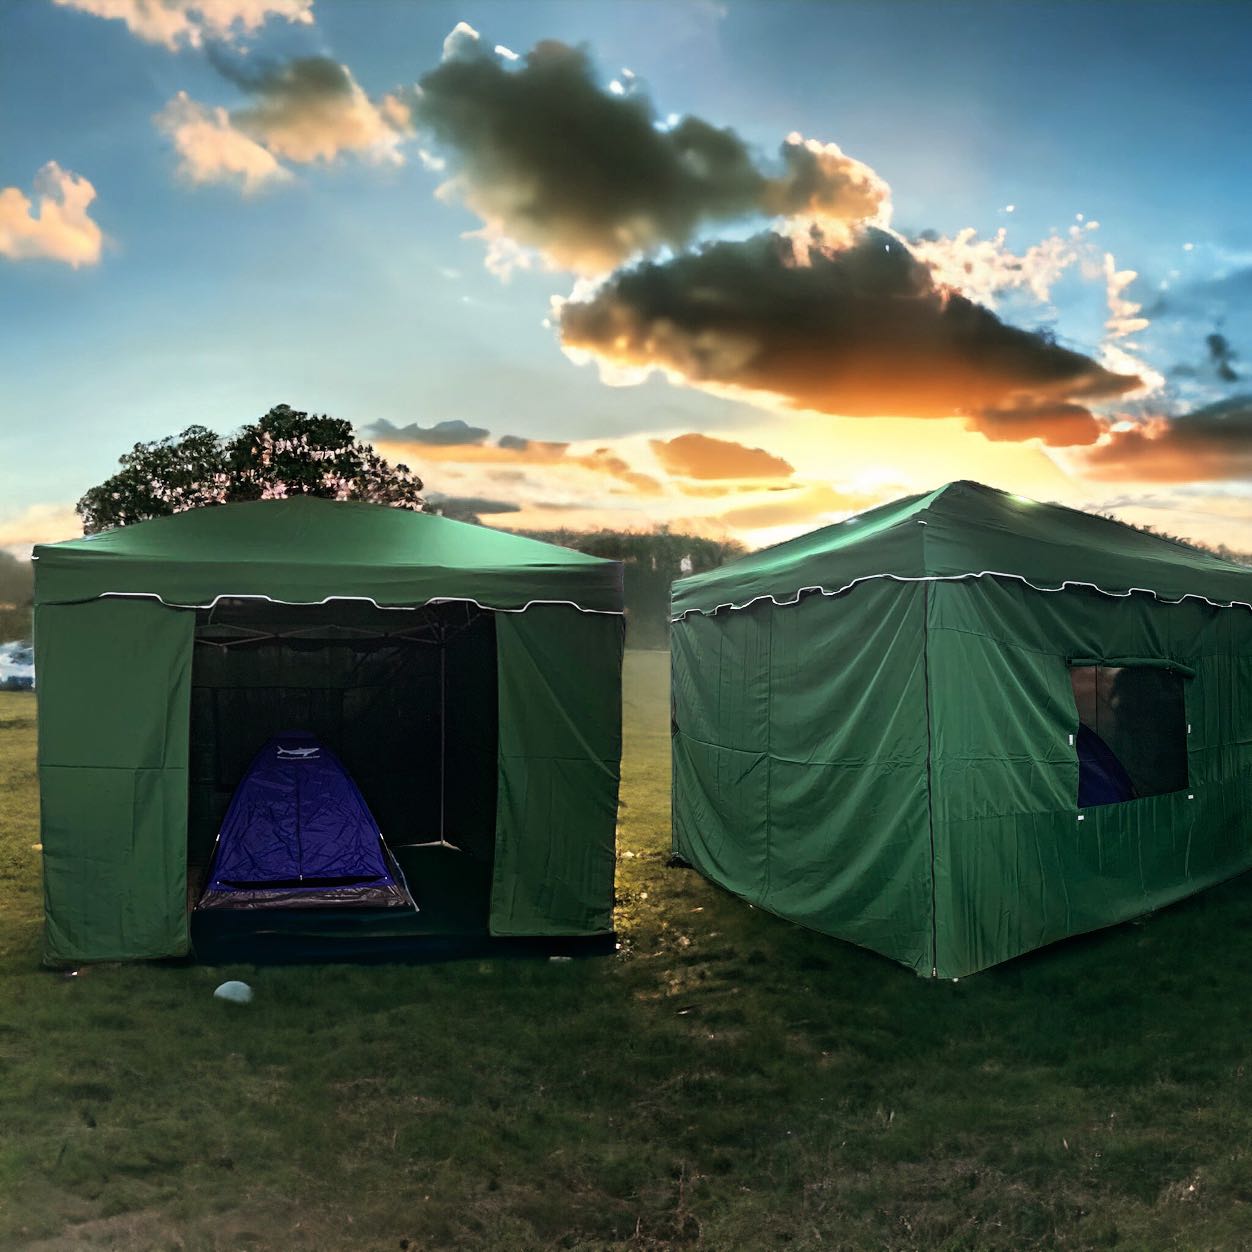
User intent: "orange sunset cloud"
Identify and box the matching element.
[1080,398,1252,482]
[650,433,794,479]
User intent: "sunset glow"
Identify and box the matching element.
[2,1,1250,555]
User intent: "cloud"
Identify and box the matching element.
[650,432,793,478]
[372,429,661,493]
[578,447,662,494]
[1104,252,1150,341]
[155,93,290,193]
[369,415,923,545]
[903,221,1163,396]
[210,55,411,166]
[155,57,413,190]
[50,0,313,49]
[1080,395,1252,481]
[363,418,489,446]
[1100,251,1160,387]
[673,481,787,498]
[763,135,889,230]
[1144,265,1252,325]
[1076,486,1252,556]
[1172,331,1241,385]
[397,434,571,464]
[973,402,1108,446]
[412,33,888,274]
[442,19,483,62]
[909,225,1082,307]
[1207,332,1239,383]
[559,228,1138,445]
[426,492,521,518]
[0,503,80,556]
[497,435,539,452]
[0,163,104,267]
[715,483,875,530]
[1187,267,1252,307]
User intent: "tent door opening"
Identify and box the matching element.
[187,598,499,945]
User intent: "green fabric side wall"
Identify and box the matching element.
[671,581,935,973]
[927,580,1252,978]
[489,607,623,936]
[36,598,194,963]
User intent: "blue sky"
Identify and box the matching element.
[2,0,1250,551]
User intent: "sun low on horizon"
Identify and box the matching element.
[2,0,1251,557]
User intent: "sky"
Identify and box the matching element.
[2,0,1251,555]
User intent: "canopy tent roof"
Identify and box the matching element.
[34,496,622,614]
[672,480,1252,619]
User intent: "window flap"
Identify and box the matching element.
[1067,655,1196,680]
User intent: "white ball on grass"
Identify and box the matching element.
[213,980,253,1004]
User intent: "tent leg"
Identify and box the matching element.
[414,618,460,852]
[440,631,446,843]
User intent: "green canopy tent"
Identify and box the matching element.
[670,480,1252,979]
[33,497,623,964]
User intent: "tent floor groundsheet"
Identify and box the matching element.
[188,852,615,962]
[191,844,503,961]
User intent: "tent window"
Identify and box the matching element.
[1069,664,1188,806]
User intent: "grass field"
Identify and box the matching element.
[5,652,1252,1249]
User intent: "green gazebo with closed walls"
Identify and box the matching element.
[670,481,1252,979]
[33,497,624,964]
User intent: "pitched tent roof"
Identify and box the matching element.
[672,479,1252,619]
[33,496,622,613]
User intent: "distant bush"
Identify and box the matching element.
[0,551,32,644]
[1095,512,1252,566]
[513,529,745,648]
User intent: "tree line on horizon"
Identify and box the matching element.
[507,527,746,648]
[3,405,1248,646]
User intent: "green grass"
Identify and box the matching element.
[5,654,1252,1249]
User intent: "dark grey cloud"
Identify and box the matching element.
[1170,330,1240,384]
[426,492,521,518]
[412,34,887,274]
[559,228,1140,446]
[975,402,1111,446]
[1207,332,1239,383]
[205,51,408,164]
[1083,394,1252,481]
[1187,268,1252,307]
[497,434,570,453]
[364,418,490,446]
[1145,267,1252,320]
